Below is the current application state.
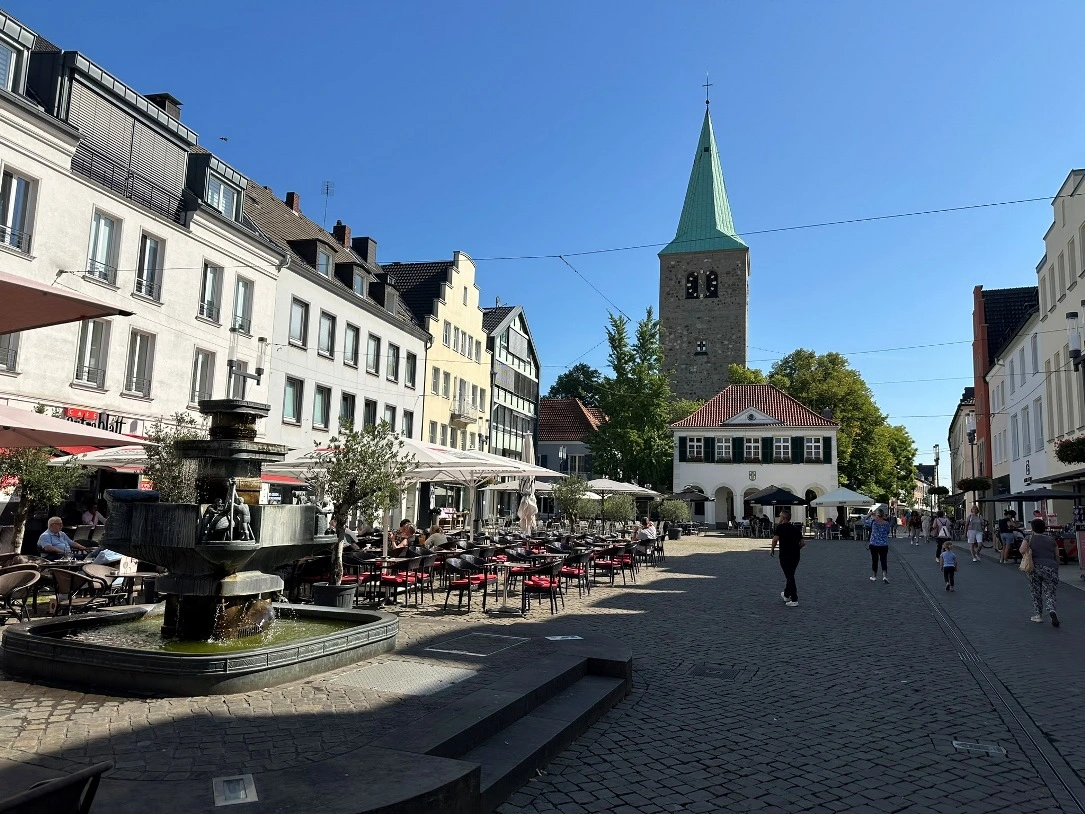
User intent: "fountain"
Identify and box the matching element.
[0,399,397,696]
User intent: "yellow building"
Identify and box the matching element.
[383,252,493,518]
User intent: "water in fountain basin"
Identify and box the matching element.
[63,615,352,654]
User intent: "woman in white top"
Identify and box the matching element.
[932,511,951,563]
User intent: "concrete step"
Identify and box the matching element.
[459,675,627,813]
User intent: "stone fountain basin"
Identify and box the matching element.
[0,604,397,696]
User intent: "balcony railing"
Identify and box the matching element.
[124,376,151,397]
[134,274,161,300]
[191,389,211,404]
[198,300,220,322]
[0,347,17,371]
[0,224,31,254]
[232,314,251,334]
[450,397,477,424]
[71,143,186,226]
[85,260,117,286]
[75,365,106,388]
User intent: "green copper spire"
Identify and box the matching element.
[659,108,747,255]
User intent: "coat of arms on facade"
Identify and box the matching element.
[749,470,756,481]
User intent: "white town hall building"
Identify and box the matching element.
[671,385,840,528]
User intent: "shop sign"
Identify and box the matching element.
[63,406,133,435]
[138,476,154,491]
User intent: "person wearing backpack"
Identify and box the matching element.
[932,511,951,563]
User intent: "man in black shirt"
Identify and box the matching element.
[770,508,805,607]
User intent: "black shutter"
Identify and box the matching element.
[791,436,803,464]
[733,437,744,464]
[540,454,548,469]
[823,436,832,464]
[585,454,593,478]
[762,437,773,463]
[678,436,688,462]
[704,437,715,463]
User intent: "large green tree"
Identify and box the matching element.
[546,363,603,407]
[587,308,675,491]
[728,352,918,501]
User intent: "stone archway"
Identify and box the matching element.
[804,487,822,521]
[742,487,762,520]
[713,485,735,529]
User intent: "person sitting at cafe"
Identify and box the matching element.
[636,516,657,541]
[424,524,449,550]
[82,502,107,526]
[38,516,88,559]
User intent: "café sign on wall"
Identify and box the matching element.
[63,407,142,436]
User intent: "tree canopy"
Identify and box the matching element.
[546,363,602,407]
[144,413,205,503]
[587,308,675,491]
[728,352,917,501]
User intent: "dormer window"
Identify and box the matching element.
[352,270,366,296]
[0,41,16,92]
[385,289,396,314]
[207,173,240,221]
[316,249,332,277]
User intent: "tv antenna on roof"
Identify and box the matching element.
[320,180,335,228]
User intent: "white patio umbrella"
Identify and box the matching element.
[810,487,877,507]
[0,405,151,449]
[584,478,661,498]
[49,445,148,471]
[517,433,538,534]
[0,270,133,334]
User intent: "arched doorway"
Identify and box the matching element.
[804,488,820,521]
[713,486,734,529]
[743,487,762,520]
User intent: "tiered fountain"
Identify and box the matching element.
[0,399,396,696]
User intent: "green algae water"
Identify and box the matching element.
[63,615,353,654]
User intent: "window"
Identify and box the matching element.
[1080,223,1085,274]
[744,437,760,461]
[1010,413,1020,460]
[463,286,468,305]
[1008,359,1015,393]
[453,327,460,353]
[695,341,707,354]
[87,211,119,284]
[387,344,400,382]
[190,348,214,403]
[474,341,481,363]
[450,427,459,449]
[479,387,486,408]
[1022,405,1031,454]
[774,437,790,461]
[74,319,109,388]
[442,321,451,346]
[402,410,414,438]
[232,277,253,333]
[431,366,440,394]
[440,424,448,446]
[283,377,303,423]
[705,270,719,298]
[0,41,15,92]
[1031,334,1039,375]
[0,332,18,372]
[289,299,309,346]
[471,384,479,409]
[229,360,247,400]
[429,421,438,444]
[717,437,732,461]
[1059,253,1066,293]
[687,437,704,461]
[685,272,698,299]
[316,249,332,277]
[1040,274,1048,312]
[569,454,587,476]
[442,371,450,398]
[363,399,377,429]
[0,169,32,253]
[1048,270,1056,310]
[1035,397,1045,448]
[344,324,359,367]
[384,404,396,428]
[313,385,331,429]
[352,270,365,296]
[405,352,417,388]
[460,331,468,356]
[469,432,476,450]
[199,264,223,321]
[206,174,239,220]
[124,330,155,397]
[1071,238,1078,280]
[339,392,356,429]
[366,334,380,374]
[318,312,336,358]
[135,233,163,300]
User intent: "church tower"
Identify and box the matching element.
[658,106,749,403]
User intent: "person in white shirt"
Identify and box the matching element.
[636,517,657,541]
[82,502,107,526]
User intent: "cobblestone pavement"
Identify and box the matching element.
[2,535,1084,812]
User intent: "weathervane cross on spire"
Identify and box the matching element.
[704,73,712,106]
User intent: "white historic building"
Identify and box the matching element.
[671,384,839,527]
[0,15,281,433]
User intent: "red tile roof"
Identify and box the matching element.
[671,384,837,429]
[539,398,606,441]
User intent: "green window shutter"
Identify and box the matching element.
[762,437,772,463]
[678,436,687,462]
[704,437,715,463]
[791,436,803,464]
[823,436,832,464]
[585,454,594,478]
[733,436,744,464]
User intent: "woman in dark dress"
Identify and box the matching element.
[770,508,804,607]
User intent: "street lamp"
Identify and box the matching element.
[1067,306,1085,392]
[965,412,977,514]
[932,444,940,514]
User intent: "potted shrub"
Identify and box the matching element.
[1055,435,1085,465]
[305,424,416,608]
[551,476,588,528]
[956,476,992,494]
[657,500,691,539]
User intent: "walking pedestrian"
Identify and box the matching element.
[932,511,951,563]
[998,510,1018,564]
[966,505,984,563]
[921,511,932,544]
[939,541,957,591]
[770,508,804,607]
[865,508,891,583]
[1021,518,1060,627]
[909,511,923,544]
[889,513,898,538]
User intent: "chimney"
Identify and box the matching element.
[351,236,378,266]
[332,219,351,247]
[145,93,182,119]
[285,192,301,213]
[496,296,501,306]
[821,408,834,421]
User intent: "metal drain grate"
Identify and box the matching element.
[685,663,748,680]
[952,740,1007,757]
[330,660,477,695]
[425,633,529,657]
[212,774,258,806]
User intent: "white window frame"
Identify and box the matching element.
[773,436,791,461]
[232,276,253,334]
[405,352,417,388]
[344,324,359,367]
[744,437,760,462]
[199,263,223,322]
[686,436,704,461]
[387,344,400,382]
[74,318,110,388]
[339,392,356,429]
[363,399,378,429]
[366,334,381,375]
[316,249,332,277]
[289,298,309,347]
[442,321,451,346]
[352,269,365,296]
[87,209,120,285]
[1035,398,1045,449]
[1010,413,1020,460]
[190,348,215,404]
[431,365,440,394]
[313,384,331,430]
[207,173,240,220]
[384,404,396,428]
[283,377,303,424]
[429,421,438,444]
[402,410,414,438]
[318,312,336,358]
[0,332,18,373]
[135,232,163,301]
[1031,334,1039,375]
[717,437,732,461]
[0,41,16,93]
[1022,405,1031,455]
[0,167,33,254]
[124,329,155,398]
[442,371,450,398]
[1008,359,1015,394]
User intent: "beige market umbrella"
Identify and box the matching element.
[0,271,132,333]
[0,405,150,449]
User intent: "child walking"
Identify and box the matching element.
[940,541,957,592]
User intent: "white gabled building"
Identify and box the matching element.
[671,384,839,527]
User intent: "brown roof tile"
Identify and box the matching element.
[539,398,606,441]
[671,384,837,429]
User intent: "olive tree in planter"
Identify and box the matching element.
[305,423,416,607]
[600,493,636,526]
[552,476,588,529]
[656,499,691,539]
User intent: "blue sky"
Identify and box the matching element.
[11,0,1085,467]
